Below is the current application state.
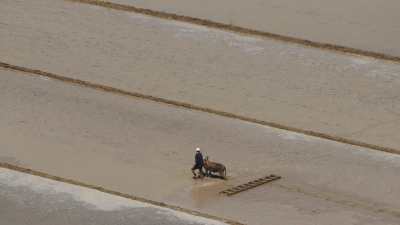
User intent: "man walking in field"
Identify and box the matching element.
[191,147,205,178]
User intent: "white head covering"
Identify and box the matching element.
[196,147,200,152]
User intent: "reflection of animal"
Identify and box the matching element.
[204,156,226,179]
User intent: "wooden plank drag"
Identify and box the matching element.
[220,175,281,196]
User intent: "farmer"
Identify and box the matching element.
[191,147,205,178]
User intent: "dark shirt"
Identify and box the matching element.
[195,152,204,166]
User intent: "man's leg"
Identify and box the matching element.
[191,165,197,177]
[198,166,205,177]
[197,166,205,177]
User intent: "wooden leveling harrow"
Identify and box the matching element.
[220,174,281,196]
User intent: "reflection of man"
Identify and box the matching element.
[191,147,205,178]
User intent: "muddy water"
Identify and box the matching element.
[0,168,228,225]
[2,0,400,151]
[113,0,400,56]
[2,69,400,225]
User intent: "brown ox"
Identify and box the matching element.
[204,156,227,179]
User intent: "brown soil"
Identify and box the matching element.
[68,0,400,63]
